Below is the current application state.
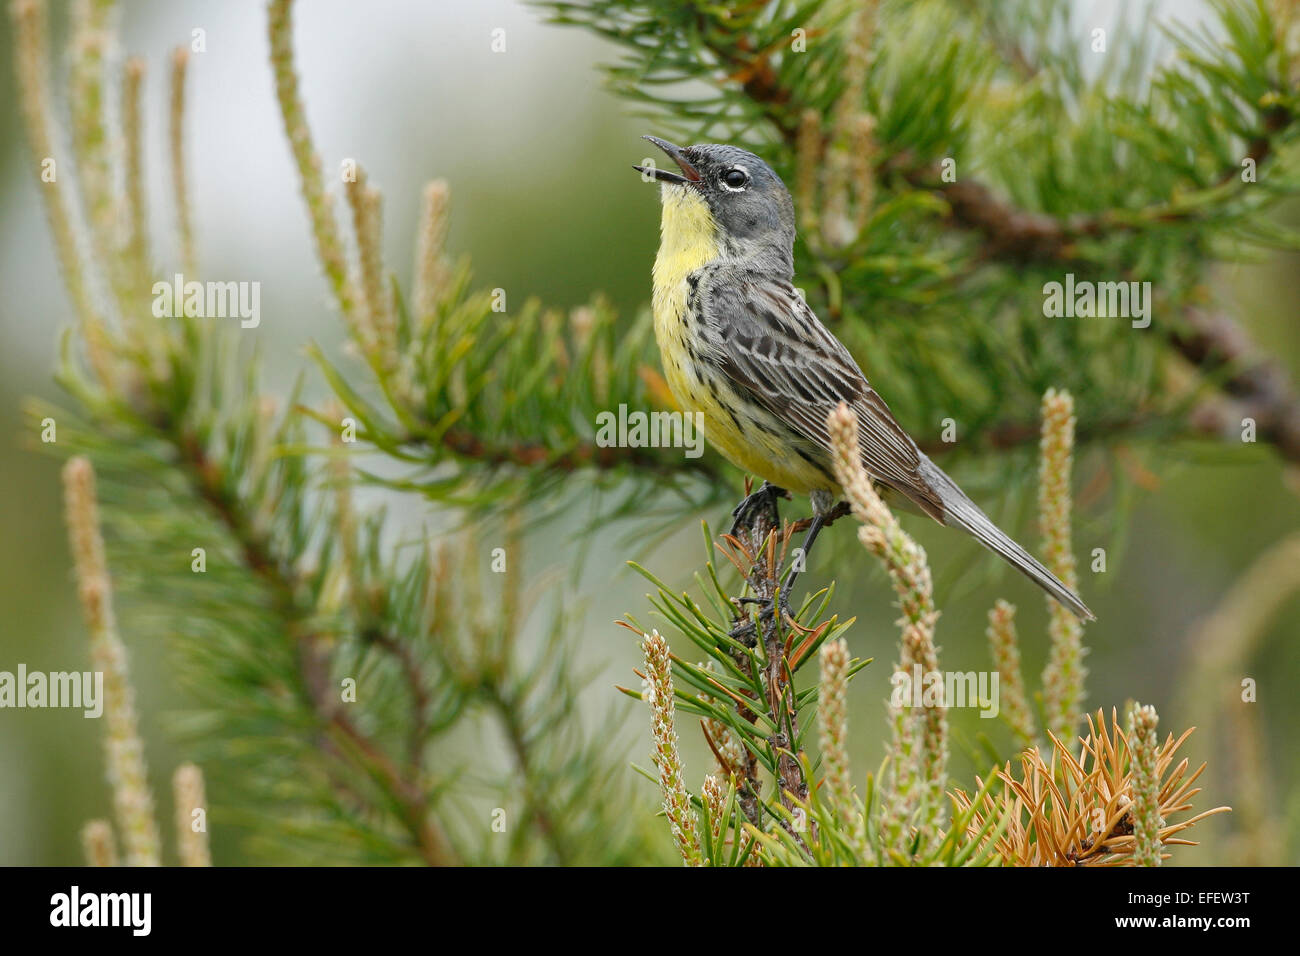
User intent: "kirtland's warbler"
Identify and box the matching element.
[635,135,1093,622]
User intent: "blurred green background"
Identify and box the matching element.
[1,0,1298,865]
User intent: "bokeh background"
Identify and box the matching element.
[1,0,1297,865]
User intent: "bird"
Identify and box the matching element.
[634,135,1094,622]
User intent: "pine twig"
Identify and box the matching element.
[1127,703,1163,867]
[268,0,357,323]
[642,630,704,866]
[172,763,212,867]
[985,599,1036,750]
[169,47,197,278]
[827,402,946,854]
[1039,389,1086,742]
[81,820,118,867]
[63,457,162,867]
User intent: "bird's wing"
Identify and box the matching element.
[703,270,944,520]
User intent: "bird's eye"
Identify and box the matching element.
[721,167,749,190]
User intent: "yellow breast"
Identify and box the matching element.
[649,186,831,494]
[650,186,721,419]
[650,187,717,345]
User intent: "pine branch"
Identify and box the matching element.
[172,430,457,866]
[268,0,728,515]
[1172,306,1300,463]
[544,0,1300,471]
[15,0,650,865]
[625,514,860,863]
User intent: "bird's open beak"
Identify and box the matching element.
[633,135,701,185]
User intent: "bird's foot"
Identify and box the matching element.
[729,481,789,538]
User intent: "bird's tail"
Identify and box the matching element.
[917,456,1095,621]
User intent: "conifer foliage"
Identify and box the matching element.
[10,0,1296,864]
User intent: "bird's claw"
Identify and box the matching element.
[729,481,789,538]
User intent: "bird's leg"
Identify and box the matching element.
[779,499,849,615]
[727,494,845,643]
[781,511,827,604]
[728,481,789,538]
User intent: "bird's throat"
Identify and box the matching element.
[651,186,719,346]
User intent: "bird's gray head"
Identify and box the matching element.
[635,136,796,274]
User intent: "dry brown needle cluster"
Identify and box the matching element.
[952,707,1229,866]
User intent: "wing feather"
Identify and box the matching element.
[703,270,944,519]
